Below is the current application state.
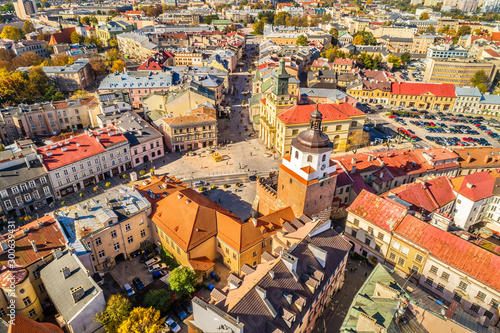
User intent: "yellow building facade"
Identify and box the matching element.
[387,233,429,281]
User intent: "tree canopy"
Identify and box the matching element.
[117,307,162,333]
[470,70,489,93]
[296,35,308,46]
[144,289,171,316]
[0,26,22,40]
[94,294,132,333]
[22,21,36,34]
[168,267,196,297]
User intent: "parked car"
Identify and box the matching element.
[133,277,145,291]
[145,256,161,267]
[123,283,134,296]
[182,300,193,314]
[130,249,141,258]
[148,263,167,273]
[152,270,166,280]
[174,305,188,321]
[164,316,181,333]
[210,271,221,282]
[140,250,156,263]
[193,181,207,187]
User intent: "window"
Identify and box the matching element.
[491,299,499,309]
[253,251,257,257]
[11,186,19,194]
[458,281,468,291]
[262,241,267,248]
[429,265,438,275]
[127,236,134,244]
[397,257,405,266]
[55,172,61,179]
[95,237,102,246]
[4,200,12,210]
[33,191,39,199]
[392,241,400,250]
[15,196,22,205]
[441,271,450,281]
[484,310,494,319]
[436,283,445,292]
[38,283,46,293]
[470,303,480,313]
[351,229,357,238]
[0,190,7,198]
[453,293,462,303]
[43,186,50,195]
[425,277,434,286]
[98,250,105,258]
[111,230,117,238]
[141,229,146,237]
[307,155,312,162]
[28,309,36,318]
[336,125,342,131]
[411,265,419,273]
[389,252,396,261]
[23,297,31,306]
[377,232,384,241]
[476,291,486,301]
[114,243,120,251]
[353,219,359,226]
[28,181,36,188]
[375,244,381,252]
[0,308,6,317]
[33,269,40,279]
[415,254,423,263]
[125,223,131,231]
[401,246,409,256]
[367,226,374,234]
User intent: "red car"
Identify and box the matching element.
[475,123,481,127]
[389,115,398,119]
[463,137,469,141]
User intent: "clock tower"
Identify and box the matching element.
[275,107,338,218]
[273,57,290,96]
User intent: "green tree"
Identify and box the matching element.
[109,39,118,48]
[401,52,411,64]
[329,27,338,44]
[420,12,429,20]
[22,21,35,34]
[426,25,436,33]
[84,36,103,50]
[296,35,308,46]
[0,3,14,12]
[168,267,196,297]
[458,25,471,37]
[274,12,290,26]
[203,14,219,24]
[70,32,84,44]
[0,26,22,40]
[110,59,126,73]
[354,30,376,45]
[94,294,132,333]
[470,70,489,93]
[144,290,170,315]
[252,19,265,35]
[387,54,402,69]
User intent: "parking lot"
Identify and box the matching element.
[385,111,500,148]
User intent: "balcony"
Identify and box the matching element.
[259,116,275,132]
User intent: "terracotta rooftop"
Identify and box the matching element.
[348,190,407,231]
[391,82,456,97]
[91,125,127,148]
[395,215,500,291]
[8,314,64,333]
[37,133,106,171]
[384,176,455,214]
[451,170,499,202]
[151,188,240,252]
[136,175,186,204]
[453,147,500,169]
[278,103,364,125]
[162,107,216,126]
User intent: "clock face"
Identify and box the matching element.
[321,164,326,171]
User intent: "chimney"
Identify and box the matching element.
[71,285,85,303]
[351,165,356,174]
[484,154,490,163]
[96,136,100,143]
[380,170,384,179]
[54,249,63,259]
[351,157,356,164]
[252,218,258,227]
[466,182,474,188]
[30,240,37,253]
[61,266,71,279]
[25,157,30,170]
[269,270,275,279]
[256,286,266,299]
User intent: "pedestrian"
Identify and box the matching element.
[364,272,367,277]
[250,152,252,156]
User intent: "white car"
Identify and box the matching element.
[148,263,167,273]
[193,181,207,187]
[164,316,180,332]
[144,256,161,267]
[123,283,134,296]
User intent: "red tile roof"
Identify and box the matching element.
[37,133,105,171]
[278,103,364,125]
[483,48,500,58]
[451,171,498,201]
[385,176,455,213]
[9,314,64,333]
[49,27,76,45]
[334,58,354,66]
[391,82,456,97]
[92,125,127,148]
[395,215,500,291]
[347,190,407,231]
[0,216,65,268]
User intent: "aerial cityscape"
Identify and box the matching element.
[0,0,499,332]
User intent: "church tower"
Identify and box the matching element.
[276,107,338,217]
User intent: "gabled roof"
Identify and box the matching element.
[391,82,456,97]
[395,215,500,291]
[347,190,407,231]
[278,103,364,125]
[8,314,63,333]
[451,170,499,202]
[151,188,240,252]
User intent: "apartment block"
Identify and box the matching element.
[424,58,496,87]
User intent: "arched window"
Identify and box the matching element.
[307,155,313,162]
[295,151,299,159]
[322,154,326,162]
[333,135,340,150]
